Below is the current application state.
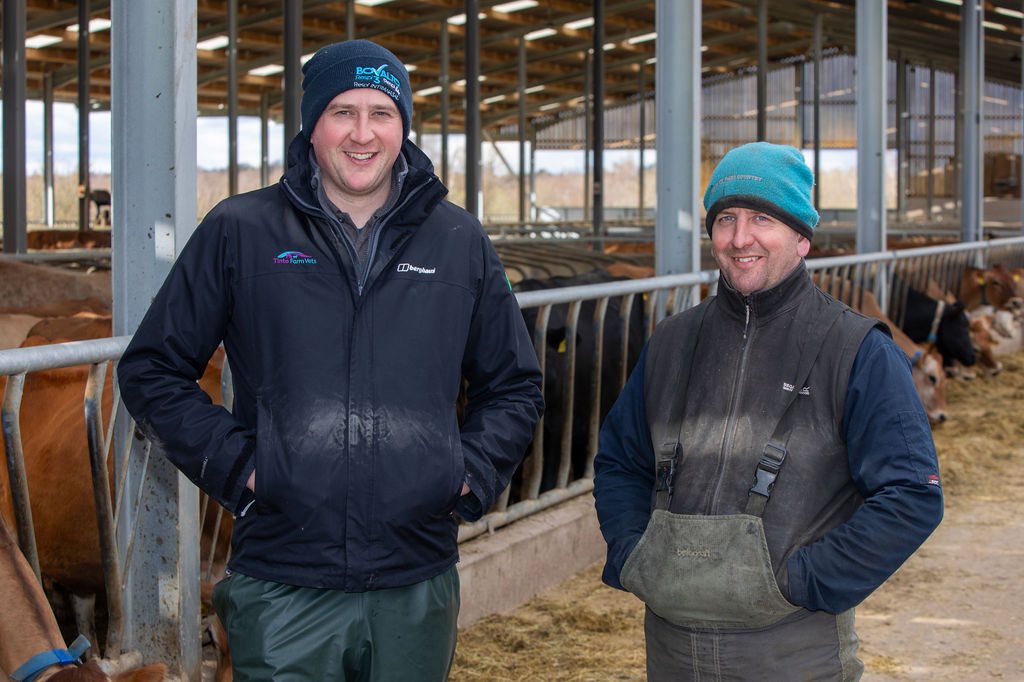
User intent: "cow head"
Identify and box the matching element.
[959,267,1013,311]
[968,314,1005,377]
[911,349,948,425]
[990,264,1024,312]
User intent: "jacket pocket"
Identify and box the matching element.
[620,510,799,629]
[252,396,279,516]
[436,440,467,518]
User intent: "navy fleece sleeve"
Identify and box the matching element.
[593,344,656,590]
[786,328,944,613]
[117,205,256,515]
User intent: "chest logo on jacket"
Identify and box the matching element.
[782,382,811,396]
[397,262,436,275]
[273,251,318,265]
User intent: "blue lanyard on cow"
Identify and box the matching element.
[10,634,90,682]
[926,299,945,346]
[654,300,846,517]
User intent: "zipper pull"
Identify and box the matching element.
[744,303,751,340]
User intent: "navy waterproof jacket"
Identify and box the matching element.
[118,134,544,591]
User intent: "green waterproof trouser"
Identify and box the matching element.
[212,566,460,682]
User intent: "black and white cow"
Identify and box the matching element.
[514,271,646,498]
[897,284,976,370]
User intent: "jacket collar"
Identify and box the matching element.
[717,260,812,320]
[280,133,447,228]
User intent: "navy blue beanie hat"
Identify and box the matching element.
[702,142,818,240]
[300,39,413,140]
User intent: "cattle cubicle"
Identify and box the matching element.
[2,236,1024,674]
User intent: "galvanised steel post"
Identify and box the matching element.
[855,0,887,255]
[111,1,200,676]
[654,0,701,279]
[2,0,28,253]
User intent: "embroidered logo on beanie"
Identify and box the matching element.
[354,63,402,97]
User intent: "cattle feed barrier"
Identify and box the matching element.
[2,236,1024,671]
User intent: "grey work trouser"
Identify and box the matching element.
[644,607,863,682]
[212,566,460,682]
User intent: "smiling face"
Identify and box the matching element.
[309,87,405,216]
[710,206,811,296]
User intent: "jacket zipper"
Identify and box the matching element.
[709,301,754,512]
[281,171,437,589]
[355,183,430,295]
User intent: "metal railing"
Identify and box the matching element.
[460,235,1024,539]
[2,236,1024,660]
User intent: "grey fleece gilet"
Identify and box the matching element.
[643,266,878,593]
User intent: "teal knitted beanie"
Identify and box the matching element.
[301,40,412,140]
[703,142,818,239]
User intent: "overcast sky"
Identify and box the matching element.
[21,100,287,174]
[12,99,643,178]
[8,100,866,185]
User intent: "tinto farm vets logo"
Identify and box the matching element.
[273,250,318,265]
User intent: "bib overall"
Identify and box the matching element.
[629,269,877,681]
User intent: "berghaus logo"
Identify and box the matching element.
[273,251,318,265]
[355,63,401,94]
[397,262,436,274]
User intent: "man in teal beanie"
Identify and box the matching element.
[118,37,543,681]
[594,141,943,679]
[703,141,818,239]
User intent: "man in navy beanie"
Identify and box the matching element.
[118,38,543,681]
[594,142,943,680]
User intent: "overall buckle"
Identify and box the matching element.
[655,457,675,493]
[749,442,787,498]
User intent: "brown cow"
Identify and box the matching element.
[967,314,1005,377]
[0,313,44,350]
[986,264,1024,316]
[0,257,110,316]
[0,315,231,678]
[958,266,1021,313]
[603,261,656,279]
[859,290,949,425]
[1006,266,1024,300]
[602,241,654,256]
[0,516,167,682]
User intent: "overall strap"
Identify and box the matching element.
[653,298,711,511]
[744,301,847,516]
